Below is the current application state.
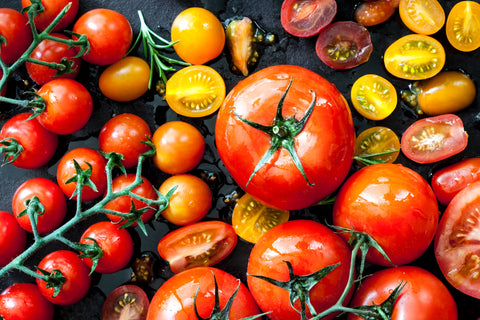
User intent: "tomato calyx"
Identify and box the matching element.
[36,268,66,298]
[76,238,103,274]
[0,137,24,165]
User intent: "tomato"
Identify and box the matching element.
[12,178,67,234]
[333,163,439,266]
[158,174,212,225]
[350,74,397,120]
[215,65,355,210]
[232,193,289,243]
[247,220,352,320]
[0,283,54,320]
[0,211,26,267]
[98,113,152,169]
[384,34,445,80]
[56,148,107,202]
[315,21,373,69]
[354,0,397,27]
[165,65,226,118]
[400,114,468,164]
[399,0,445,35]
[102,285,149,320]
[157,220,237,273]
[445,1,480,52]
[99,56,150,102]
[151,121,205,174]
[354,126,400,166]
[280,0,337,37]
[147,267,260,320]
[36,250,91,305]
[171,7,225,65]
[347,266,457,320]
[79,221,133,274]
[0,113,58,169]
[73,8,132,65]
[36,78,93,135]
[0,8,32,64]
[22,0,79,32]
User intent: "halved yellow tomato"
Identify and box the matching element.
[446,1,480,52]
[399,0,445,35]
[354,126,400,166]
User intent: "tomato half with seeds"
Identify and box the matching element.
[102,285,149,320]
[354,0,397,27]
[446,1,480,52]
[280,0,337,37]
[354,126,400,166]
[401,114,468,164]
[399,0,445,35]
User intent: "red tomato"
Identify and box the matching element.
[22,0,79,32]
[0,211,26,267]
[147,267,260,320]
[354,0,397,26]
[347,266,457,320]
[36,250,91,305]
[215,65,355,210]
[0,8,32,64]
[102,285,149,320]
[280,0,337,37]
[12,178,66,234]
[72,9,132,65]
[333,163,439,266]
[0,283,54,320]
[400,114,468,164]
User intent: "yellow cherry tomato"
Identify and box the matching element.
[446,1,480,52]
[354,126,400,166]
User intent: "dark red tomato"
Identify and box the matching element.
[215,65,355,210]
[0,283,54,320]
[0,8,32,64]
[147,267,260,320]
[26,33,81,85]
[0,211,26,267]
[22,0,79,32]
[401,114,468,164]
[0,70,6,97]
[315,21,373,69]
[158,221,237,273]
[280,0,337,37]
[347,266,457,320]
[12,178,66,234]
[98,113,152,169]
[354,0,397,26]
[79,221,133,274]
[333,163,439,266]
[36,250,91,305]
[247,220,353,320]
[73,8,133,65]
[102,285,149,320]
[56,148,107,202]
[0,113,58,169]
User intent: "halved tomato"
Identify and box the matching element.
[445,1,480,52]
[280,0,337,37]
[399,0,445,35]
[354,0,397,27]
[102,285,149,320]
[354,126,400,166]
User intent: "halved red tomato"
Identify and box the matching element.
[280,0,337,37]
[102,285,149,320]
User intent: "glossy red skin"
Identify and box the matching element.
[215,65,355,210]
[12,178,67,234]
[347,266,457,320]
[80,221,133,274]
[102,285,149,320]
[0,283,54,320]
[0,113,58,169]
[73,9,133,65]
[0,8,32,64]
[354,0,397,26]
[247,220,353,320]
[36,250,91,305]
[280,0,337,37]
[147,267,260,320]
[333,163,439,266]
[98,113,152,169]
[22,0,79,32]
[0,211,26,267]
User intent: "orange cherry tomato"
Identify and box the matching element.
[354,126,400,166]
[399,0,445,35]
[445,1,480,52]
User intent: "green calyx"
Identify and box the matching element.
[0,138,24,166]
[77,238,103,275]
[37,268,66,298]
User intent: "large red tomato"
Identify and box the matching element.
[215,65,355,210]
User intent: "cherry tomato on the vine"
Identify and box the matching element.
[0,283,54,320]
[0,8,32,64]
[22,0,79,32]
[354,126,400,166]
[280,0,337,37]
[445,1,480,52]
[399,0,445,35]
[102,285,149,320]
[0,211,26,267]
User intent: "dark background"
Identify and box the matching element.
[1,0,479,319]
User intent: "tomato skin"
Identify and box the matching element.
[399,0,445,35]
[0,8,32,64]
[333,163,439,266]
[0,283,54,320]
[22,0,79,32]
[445,1,480,52]
[280,0,337,37]
[102,285,149,320]
[354,0,397,27]
[0,211,26,267]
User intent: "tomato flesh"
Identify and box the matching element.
[446,1,480,52]
[354,126,400,165]
[399,0,445,35]
[280,0,337,37]
[102,285,149,320]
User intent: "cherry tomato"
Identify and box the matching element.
[73,8,132,65]
[333,163,439,266]
[158,220,237,273]
[399,0,445,35]
[165,65,226,118]
[315,21,373,69]
[0,8,32,64]
[22,0,79,32]
[446,1,480,52]
[158,174,212,225]
[102,285,149,320]
[354,126,400,166]
[354,0,397,27]
[0,211,26,267]
[400,114,468,164]
[280,0,337,37]
[171,7,225,65]
[0,283,54,320]
[12,178,67,234]
[151,121,205,174]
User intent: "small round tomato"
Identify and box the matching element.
[354,126,400,166]
[446,1,480,52]
[158,174,212,225]
[22,0,79,32]
[315,21,373,69]
[12,178,67,234]
[0,211,26,267]
[99,56,150,102]
[350,74,397,120]
[280,0,337,37]
[0,283,54,320]
[165,65,226,117]
[158,220,237,273]
[333,163,439,266]
[384,34,445,80]
[152,121,205,174]
[399,0,445,35]
[171,7,225,65]
[400,114,468,164]
[102,285,149,320]
[0,8,32,64]
[354,0,397,26]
